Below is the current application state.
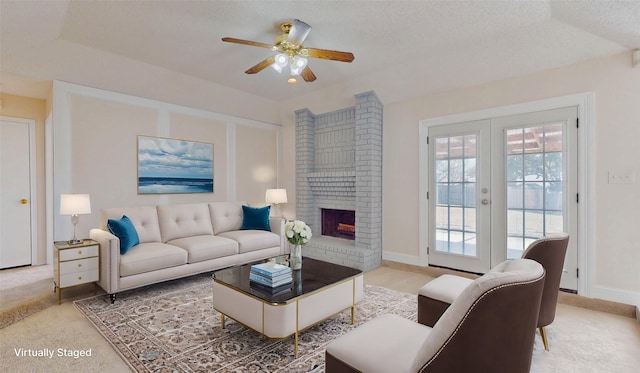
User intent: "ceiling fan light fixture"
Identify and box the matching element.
[271,63,283,73]
[222,19,354,83]
[274,53,288,67]
[271,53,289,73]
[289,56,308,75]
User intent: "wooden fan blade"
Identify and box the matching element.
[287,19,311,46]
[306,48,355,63]
[245,56,276,74]
[301,66,317,82]
[222,37,274,49]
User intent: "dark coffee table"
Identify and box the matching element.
[212,257,364,357]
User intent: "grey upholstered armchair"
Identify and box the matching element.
[326,259,545,373]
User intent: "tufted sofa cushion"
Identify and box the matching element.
[92,202,284,301]
[218,229,280,254]
[119,242,188,276]
[100,206,162,244]
[166,235,238,263]
[158,203,214,242]
[209,202,245,235]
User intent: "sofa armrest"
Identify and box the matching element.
[269,217,284,235]
[269,217,286,254]
[89,228,120,294]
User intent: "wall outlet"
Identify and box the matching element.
[608,171,635,184]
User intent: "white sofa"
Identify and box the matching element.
[89,201,284,303]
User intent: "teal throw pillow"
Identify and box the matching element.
[240,205,271,231]
[107,215,140,254]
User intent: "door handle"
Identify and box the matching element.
[481,199,490,205]
[20,199,28,204]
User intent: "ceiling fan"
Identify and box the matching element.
[222,19,355,83]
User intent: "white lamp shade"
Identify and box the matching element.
[274,53,288,67]
[271,63,284,73]
[271,53,288,73]
[265,189,288,204]
[289,56,307,76]
[60,194,92,215]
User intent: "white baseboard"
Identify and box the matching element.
[382,251,429,267]
[381,252,640,310]
[588,285,640,307]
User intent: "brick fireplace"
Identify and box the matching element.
[322,208,356,240]
[295,91,383,271]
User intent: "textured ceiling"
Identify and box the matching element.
[1,0,638,103]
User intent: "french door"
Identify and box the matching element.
[428,119,492,273]
[428,107,578,290]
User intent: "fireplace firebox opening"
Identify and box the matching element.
[321,208,355,240]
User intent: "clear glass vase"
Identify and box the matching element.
[290,244,302,270]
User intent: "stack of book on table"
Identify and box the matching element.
[250,262,292,294]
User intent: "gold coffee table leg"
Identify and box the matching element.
[221,313,225,328]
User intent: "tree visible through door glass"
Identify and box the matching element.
[505,124,564,259]
[435,134,477,256]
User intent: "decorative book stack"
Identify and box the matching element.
[250,262,292,293]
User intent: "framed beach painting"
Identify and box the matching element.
[137,136,213,194]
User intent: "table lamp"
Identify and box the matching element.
[60,194,91,244]
[265,188,287,218]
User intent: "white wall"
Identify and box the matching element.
[279,51,640,305]
[46,51,639,305]
[51,81,281,247]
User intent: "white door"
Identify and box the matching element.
[0,117,34,269]
[428,107,579,290]
[492,107,578,290]
[428,119,492,273]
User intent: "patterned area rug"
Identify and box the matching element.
[74,273,417,372]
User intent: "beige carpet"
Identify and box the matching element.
[531,304,640,373]
[0,265,57,328]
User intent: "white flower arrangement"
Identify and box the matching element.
[284,219,312,245]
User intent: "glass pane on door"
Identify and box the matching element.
[435,134,477,256]
[505,123,565,259]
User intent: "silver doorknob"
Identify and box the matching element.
[481,199,490,205]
